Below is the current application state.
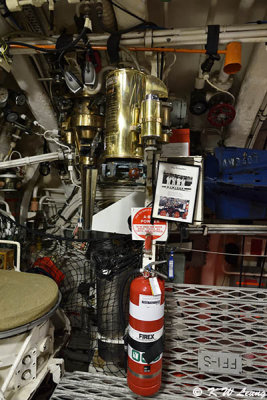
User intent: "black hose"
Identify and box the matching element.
[118,268,142,331]
[8,25,89,56]
[7,41,56,53]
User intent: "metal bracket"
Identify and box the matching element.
[48,358,64,384]
[144,29,153,49]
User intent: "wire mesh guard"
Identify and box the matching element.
[161,284,267,399]
[0,212,142,376]
[51,284,267,399]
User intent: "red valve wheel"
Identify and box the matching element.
[207,103,236,127]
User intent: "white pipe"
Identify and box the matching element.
[38,195,55,211]
[226,43,267,147]
[0,240,21,271]
[87,24,267,40]
[8,25,267,55]
[0,152,64,170]
[152,24,267,36]
[11,55,58,153]
[0,200,11,214]
[223,265,267,278]
[69,169,81,187]
[247,92,267,148]
[33,185,39,198]
[1,329,33,394]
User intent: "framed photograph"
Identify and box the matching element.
[152,162,200,224]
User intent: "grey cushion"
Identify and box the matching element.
[0,270,58,331]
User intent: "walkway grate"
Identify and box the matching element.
[51,284,267,399]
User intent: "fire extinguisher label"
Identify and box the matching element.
[130,295,164,321]
[128,344,162,364]
[140,294,161,306]
[129,326,164,342]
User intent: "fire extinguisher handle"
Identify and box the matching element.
[152,270,168,280]
[143,261,168,280]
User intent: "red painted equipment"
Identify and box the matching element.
[33,257,65,285]
[128,273,165,396]
[207,103,236,127]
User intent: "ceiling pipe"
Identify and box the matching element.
[223,265,267,279]
[11,55,58,152]
[225,43,267,147]
[8,24,267,55]
[246,92,267,148]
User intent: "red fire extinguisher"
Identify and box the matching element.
[127,270,165,397]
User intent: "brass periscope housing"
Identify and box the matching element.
[105,69,168,160]
[70,98,104,235]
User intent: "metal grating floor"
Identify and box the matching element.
[50,372,179,399]
[51,284,267,399]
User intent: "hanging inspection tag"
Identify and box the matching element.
[168,251,174,279]
[149,277,162,296]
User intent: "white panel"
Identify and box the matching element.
[92,190,145,234]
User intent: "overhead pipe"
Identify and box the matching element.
[0,151,64,170]
[223,265,267,279]
[8,24,267,55]
[10,43,241,77]
[246,91,267,148]
[226,42,267,147]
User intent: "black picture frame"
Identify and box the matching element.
[152,161,200,224]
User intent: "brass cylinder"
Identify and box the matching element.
[105,69,146,159]
[140,95,162,139]
[161,132,170,143]
[72,100,104,141]
[161,101,172,127]
[61,118,74,145]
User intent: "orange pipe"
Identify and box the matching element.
[223,41,242,74]
[9,43,227,54]
[11,43,244,73]
[10,44,56,49]
[88,46,227,54]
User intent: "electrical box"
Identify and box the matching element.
[0,248,14,270]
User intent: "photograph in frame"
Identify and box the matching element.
[152,162,200,224]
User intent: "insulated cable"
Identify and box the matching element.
[7,17,91,55]
[161,245,267,258]
[204,76,235,103]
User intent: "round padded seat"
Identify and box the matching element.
[0,270,58,332]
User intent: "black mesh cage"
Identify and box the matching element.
[0,212,142,376]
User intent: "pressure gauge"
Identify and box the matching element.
[0,88,8,108]
[15,93,26,106]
